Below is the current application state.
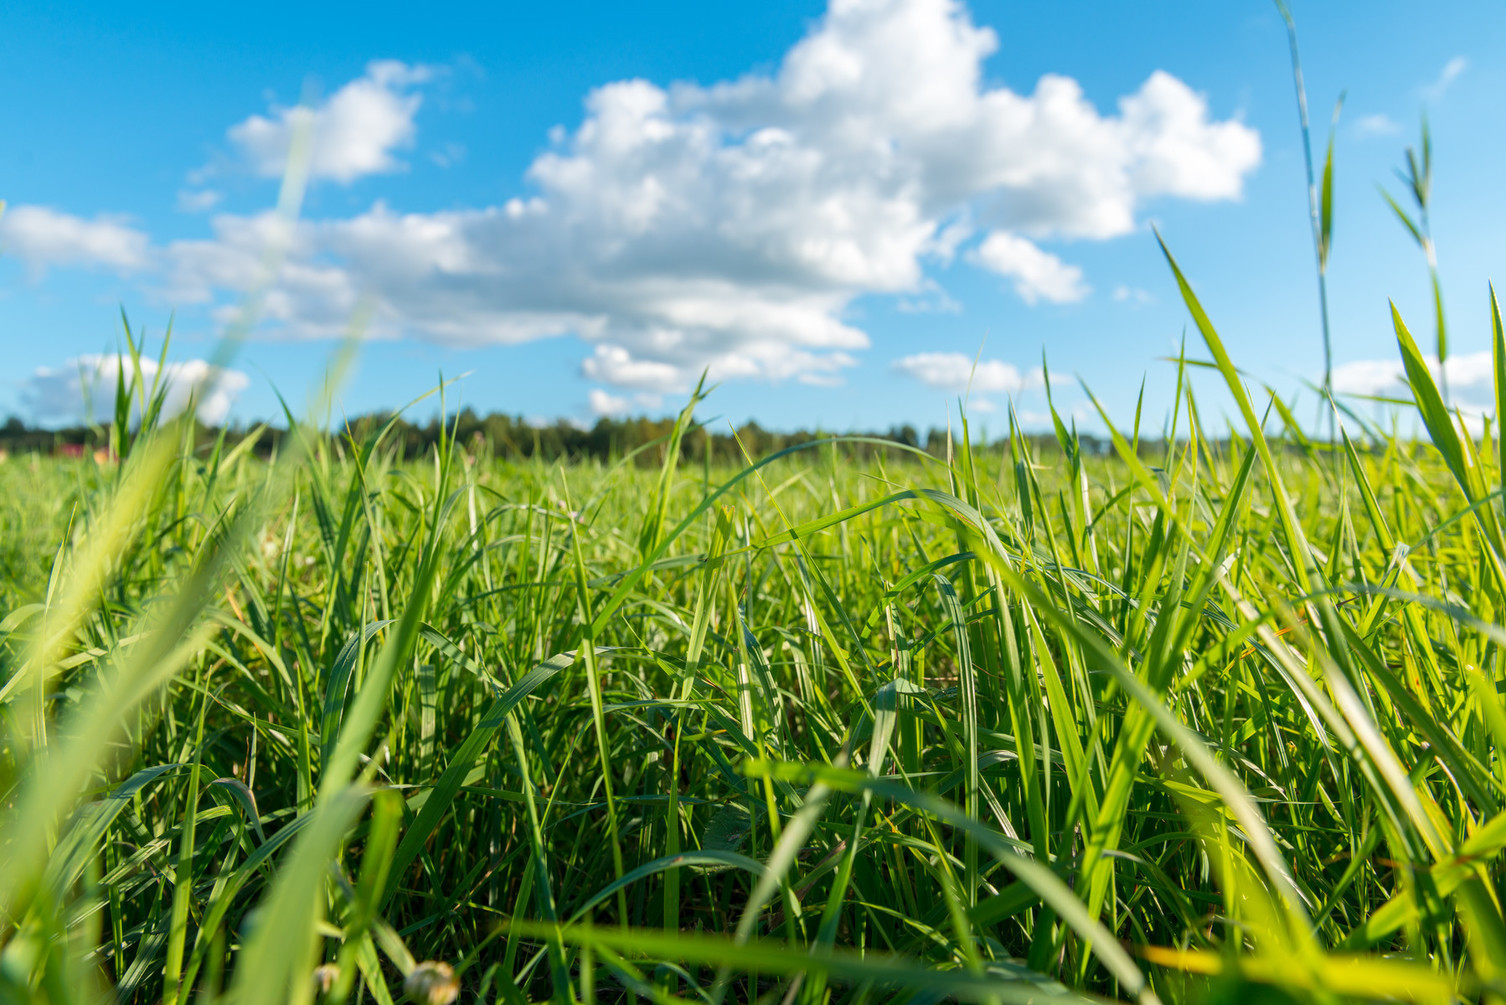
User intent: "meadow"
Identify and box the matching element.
[4,234,1506,1005]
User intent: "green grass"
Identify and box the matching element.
[5,257,1506,1005]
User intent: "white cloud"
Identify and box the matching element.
[892,351,1040,394]
[177,189,224,212]
[1117,70,1261,205]
[226,60,432,183]
[159,211,359,336]
[0,206,150,273]
[582,387,665,415]
[22,354,251,426]
[32,0,1261,395]
[1331,358,1406,397]
[580,344,684,392]
[1354,113,1400,138]
[1423,56,1468,102]
[587,388,633,417]
[1331,349,1491,397]
[971,231,1089,304]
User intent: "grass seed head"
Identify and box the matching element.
[311,963,341,996]
[403,961,458,1005]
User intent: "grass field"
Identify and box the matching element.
[6,250,1506,1004]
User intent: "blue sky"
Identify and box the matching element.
[2,0,1503,433]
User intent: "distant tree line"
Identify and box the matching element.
[0,409,1118,464]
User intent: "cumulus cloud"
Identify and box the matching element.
[1331,359,1405,397]
[892,352,1040,394]
[587,388,632,417]
[22,355,251,426]
[29,0,1262,396]
[580,344,684,392]
[585,383,666,417]
[0,206,150,273]
[1331,349,1492,397]
[226,60,432,183]
[971,231,1089,304]
[160,211,358,335]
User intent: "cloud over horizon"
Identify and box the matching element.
[892,351,1041,394]
[1332,349,1493,400]
[4,0,1261,407]
[21,354,251,427]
